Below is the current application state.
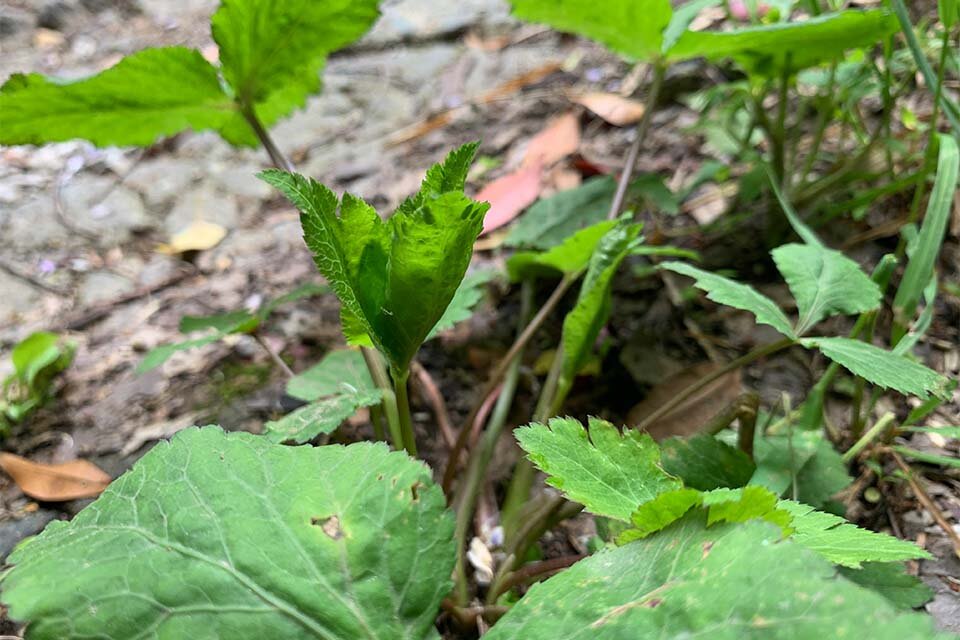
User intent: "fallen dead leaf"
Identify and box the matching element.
[523,113,581,168]
[158,220,227,254]
[627,362,743,440]
[573,92,646,126]
[477,164,543,234]
[682,182,738,226]
[0,452,111,501]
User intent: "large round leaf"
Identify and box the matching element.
[1,427,454,639]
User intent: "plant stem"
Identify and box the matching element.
[636,338,794,432]
[452,282,534,606]
[254,334,294,378]
[773,59,791,188]
[442,273,580,496]
[889,449,960,557]
[842,412,895,464]
[392,368,417,456]
[240,102,295,172]
[890,0,960,135]
[606,63,666,220]
[494,555,584,595]
[363,348,404,451]
[501,339,571,538]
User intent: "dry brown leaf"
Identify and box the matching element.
[523,113,581,168]
[477,164,543,234]
[574,92,646,126]
[158,220,227,254]
[627,362,743,440]
[682,182,738,225]
[0,452,111,501]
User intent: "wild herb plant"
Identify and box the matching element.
[0,332,74,436]
[0,0,958,638]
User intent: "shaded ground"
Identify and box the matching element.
[0,0,958,633]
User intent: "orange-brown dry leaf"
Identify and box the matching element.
[627,362,743,441]
[0,452,111,501]
[523,112,581,168]
[573,92,646,126]
[477,164,543,234]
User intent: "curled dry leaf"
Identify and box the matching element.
[477,164,543,234]
[523,112,580,168]
[573,92,646,126]
[0,452,111,501]
[627,362,743,440]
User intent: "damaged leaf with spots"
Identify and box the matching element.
[0,427,455,639]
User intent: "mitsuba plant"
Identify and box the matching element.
[0,144,952,639]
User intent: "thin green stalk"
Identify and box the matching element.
[392,368,417,457]
[451,282,534,605]
[904,28,952,231]
[240,102,295,173]
[773,59,791,187]
[442,273,580,496]
[363,348,404,451]
[606,63,666,220]
[797,65,836,188]
[502,339,571,539]
[890,0,960,134]
[842,412,896,463]
[636,338,795,432]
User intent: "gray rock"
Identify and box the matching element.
[0,6,33,38]
[60,175,153,245]
[0,271,44,323]
[0,509,57,559]
[163,185,238,236]
[125,157,200,206]
[1,195,70,250]
[209,162,273,200]
[37,1,76,30]
[363,0,511,45]
[79,271,134,306]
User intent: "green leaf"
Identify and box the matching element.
[891,445,960,469]
[801,337,949,399]
[900,425,960,439]
[794,438,852,508]
[286,349,376,402]
[558,223,641,394]
[425,269,494,340]
[0,47,237,147]
[211,0,380,132]
[940,0,959,28]
[662,261,797,339]
[11,332,63,388]
[180,310,261,335]
[660,435,755,491]
[748,428,822,496]
[510,0,673,61]
[257,282,330,320]
[839,562,934,610]
[514,417,681,522]
[506,220,619,282]
[703,485,791,530]
[260,144,488,373]
[486,514,938,640]
[263,389,383,444]
[771,243,881,335]
[618,487,702,542]
[778,500,931,568]
[668,10,898,75]
[506,177,617,250]
[136,334,224,374]
[1,427,455,639]
[893,134,959,325]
